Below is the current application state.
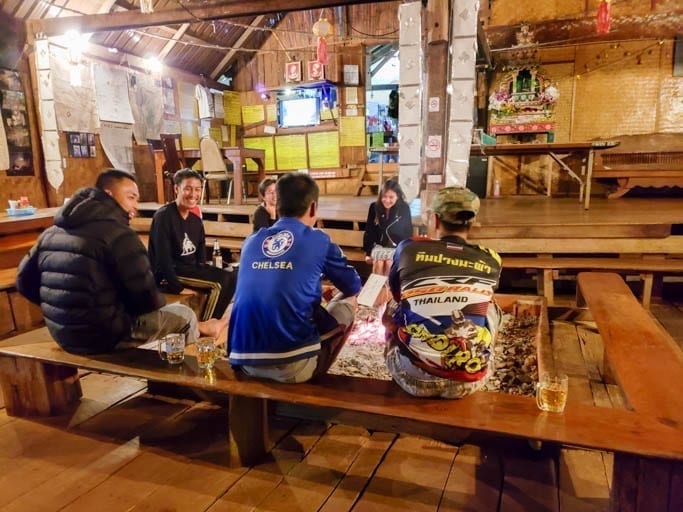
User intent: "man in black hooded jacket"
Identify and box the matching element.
[16,169,225,354]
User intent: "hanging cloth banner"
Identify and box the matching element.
[0,110,9,170]
[94,64,134,124]
[50,47,99,132]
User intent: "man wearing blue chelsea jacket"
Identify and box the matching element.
[228,172,361,383]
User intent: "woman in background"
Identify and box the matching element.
[252,178,278,231]
[363,178,413,275]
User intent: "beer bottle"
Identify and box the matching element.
[212,239,222,269]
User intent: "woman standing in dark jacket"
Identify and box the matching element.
[363,178,413,275]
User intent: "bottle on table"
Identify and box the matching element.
[212,239,222,269]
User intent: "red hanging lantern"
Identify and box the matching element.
[312,17,331,66]
[596,0,612,35]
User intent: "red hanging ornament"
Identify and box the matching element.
[313,17,331,66]
[596,0,612,35]
[317,36,328,66]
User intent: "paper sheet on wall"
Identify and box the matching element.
[0,111,8,170]
[161,119,181,134]
[266,103,277,123]
[209,127,222,146]
[213,91,224,118]
[128,73,163,144]
[274,134,307,169]
[223,91,242,125]
[339,116,366,147]
[345,87,358,105]
[178,81,198,120]
[307,131,339,168]
[99,121,133,172]
[181,120,199,149]
[94,64,134,124]
[242,105,264,125]
[51,48,98,132]
[244,136,275,171]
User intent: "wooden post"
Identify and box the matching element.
[423,0,450,189]
[0,356,81,416]
[228,394,268,467]
[610,454,681,512]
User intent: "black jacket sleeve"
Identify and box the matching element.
[362,203,379,256]
[111,230,166,315]
[16,240,42,305]
[390,202,414,245]
[149,210,184,293]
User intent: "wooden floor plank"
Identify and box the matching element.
[558,449,610,512]
[650,303,683,351]
[499,452,559,512]
[0,395,189,510]
[440,444,502,512]
[319,431,396,512]
[207,422,328,512]
[254,424,378,512]
[551,321,589,378]
[576,326,605,382]
[352,435,457,512]
[66,374,146,428]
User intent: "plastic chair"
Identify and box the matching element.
[199,136,243,205]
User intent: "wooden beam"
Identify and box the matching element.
[159,23,190,60]
[27,0,394,38]
[211,15,264,79]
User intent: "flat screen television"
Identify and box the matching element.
[278,97,320,128]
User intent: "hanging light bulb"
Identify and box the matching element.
[65,29,87,65]
[140,0,154,14]
[145,56,163,74]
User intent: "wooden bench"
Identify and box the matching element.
[133,217,367,263]
[0,267,43,339]
[592,133,683,198]
[575,272,683,510]
[0,292,681,511]
[504,255,683,307]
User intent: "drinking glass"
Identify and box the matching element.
[196,336,217,369]
[536,372,568,412]
[158,333,186,365]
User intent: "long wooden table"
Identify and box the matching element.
[471,141,619,209]
[182,147,266,205]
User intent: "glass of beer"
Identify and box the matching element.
[158,333,186,365]
[536,372,568,412]
[196,336,217,369]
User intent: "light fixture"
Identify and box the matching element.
[65,29,87,65]
[260,92,271,101]
[140,0,154,14]
[145,56,163,73]
[312,16,332,65]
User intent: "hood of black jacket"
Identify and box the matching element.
[54,187,130,229]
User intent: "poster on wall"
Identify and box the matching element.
[66,132,97,158]
[162,77,176,115]
[0,69,33,175]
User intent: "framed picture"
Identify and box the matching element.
[0,68,33,176]
[307,61,324,81]
[285,61,302,83]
